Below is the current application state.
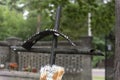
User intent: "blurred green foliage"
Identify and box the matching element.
[0,0,115,40]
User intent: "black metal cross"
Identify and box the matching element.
[22,5,104,66]
[49,6,62,65]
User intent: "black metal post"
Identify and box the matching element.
[49,6,62,65]
[105,36,108,80]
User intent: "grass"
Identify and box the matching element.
[93,76,105,80]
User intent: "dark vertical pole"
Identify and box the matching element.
[49,6,62,65]
[105,36,108,80]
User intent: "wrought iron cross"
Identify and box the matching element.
[50,6,62,65]
[22,5,104,66]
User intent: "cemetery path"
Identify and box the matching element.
[92,69,105,77]
[0,76,37,80]
[0,69,104,80]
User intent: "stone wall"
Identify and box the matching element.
[0,37,93,80]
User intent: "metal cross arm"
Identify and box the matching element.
[22,29,76,50]
[13,46,104,56]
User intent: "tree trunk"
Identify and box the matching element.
[36,14,41,33]
[114,0,120,80]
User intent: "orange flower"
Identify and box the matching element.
[9,62,18,69]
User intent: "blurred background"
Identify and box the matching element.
[0,0,115,80]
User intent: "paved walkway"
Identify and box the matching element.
[0,69,105,80]
[0,76,38,80]
[0,70,39,80]
[92,69,105,77]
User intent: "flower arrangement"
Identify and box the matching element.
[22,65,37,73]
[40,65,65,80]
[0,64,5,69]
[9,62,18,70]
